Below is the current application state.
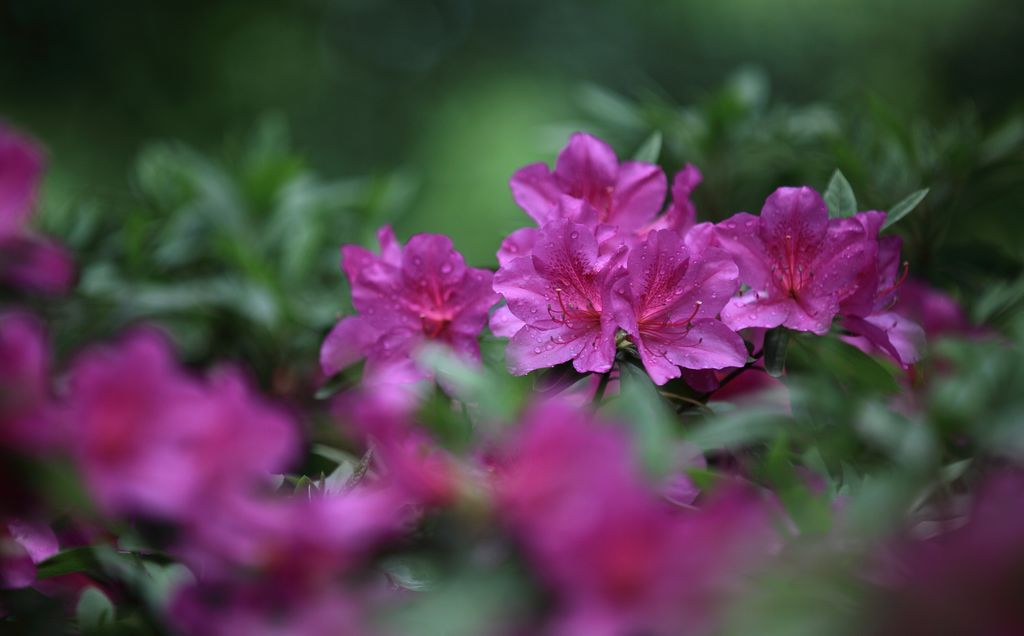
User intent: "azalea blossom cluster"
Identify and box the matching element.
[322,133,924,391]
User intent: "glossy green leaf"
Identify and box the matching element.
[823,169,857,218]
[882,188,928,231]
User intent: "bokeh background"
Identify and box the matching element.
[3,0,1022,387]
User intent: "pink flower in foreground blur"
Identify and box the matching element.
[715,186,877,334]
[871,471,1024,636]
[492,219,626,375]
[0,123,73,294]
[0,312,62,452]
[173,486,406,636]
[609,228,747,385]
[332,387,459,507]
[69,331,298,521]
[510,132,667,233]
[320,226,497,383]
[495,403,776,636]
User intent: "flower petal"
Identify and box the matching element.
[320,316,379,376]
[510,163,562,225]
[610,161,666,231]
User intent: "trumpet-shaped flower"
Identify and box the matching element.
[510,132,666,233]
[320,226,497,383]
[609,228,747,385]
[715,186,877,334]
[492,218,626,375]
[494,403,777,636]
[69,331,298,521]
[838,212,925,367]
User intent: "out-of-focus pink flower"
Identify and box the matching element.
[68,331,299,521]
[510,132,667,233]
[493,219,627,375]
[715,187,877,335]
[172,484,407,636]
[494,403,777,636]
[0,519,58,589]
[893,279,979,338]
[321,226,497,384]
[0,123,73,295]
[870,471,1024,636]
[609,228,746,385]
[179,488,407,586]
[333,387,459,507]
[0,312,62,452]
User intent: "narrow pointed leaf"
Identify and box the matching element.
[824,170,857,218]
[882,188,929,231]
[633,131,663,163]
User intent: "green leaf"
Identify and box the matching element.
[787,334,901,395]
[36,547,99,580]
[76,586,115,634]
[606,362,676,475]
[882,188,928,231]
[823,170,857,218]
[763,328,790,377]
[685,409,789,452]
[633,131,663,163]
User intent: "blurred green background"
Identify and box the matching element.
[3,0,1023,387]
[4,0,1022,262]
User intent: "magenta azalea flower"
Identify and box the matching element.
[510,132,667,232]
[492,218,627,375]
[609,228,747,385]
[0,123,73,294]
[320,226,497,383]
[715,186,877,335]
[495,403,776,636]
[69,331,298,521]
[0,519,58,589]
[834,212,925,367]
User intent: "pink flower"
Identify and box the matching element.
[320,226,497,383]
[838,212,925,367]
[871,472,1024,636]
[332,387,459,507]
[510,132,667,233]
[494,403,777,636]
[0,123,73,294]
[492,219,627,375]
[715,186,878,334]
[172,487,406,636]
[0,312,62,452]
[68,330,299,521]
[609,228,747,385]
[895,280,977,338]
